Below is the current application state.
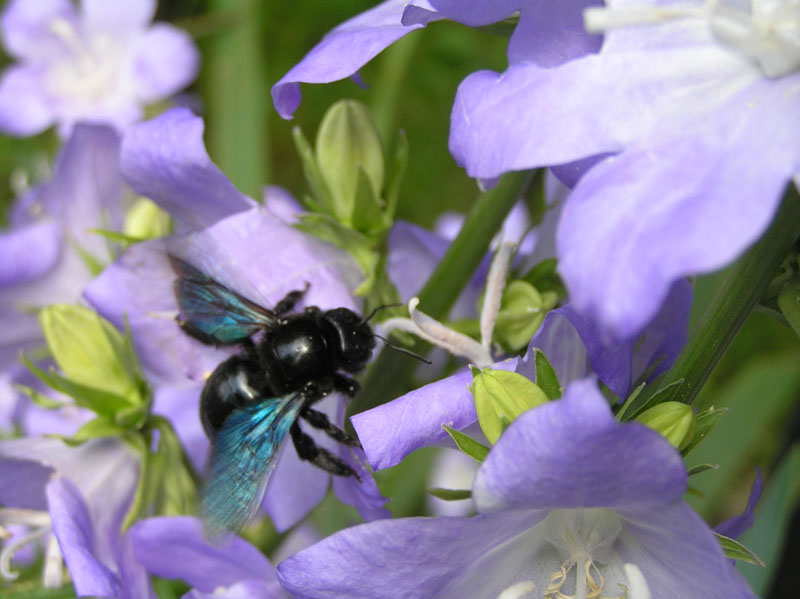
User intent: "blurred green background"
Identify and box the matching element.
[1,1,799,597]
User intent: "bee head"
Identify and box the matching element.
[323,308,376,373]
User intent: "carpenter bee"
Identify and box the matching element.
[169,255,377,536]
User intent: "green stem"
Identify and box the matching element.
[203,0,270,195]
[350,170,538,416]
[631,184,800,415]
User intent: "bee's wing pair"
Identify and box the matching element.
[201,392,304,538]
[168,254,278,345]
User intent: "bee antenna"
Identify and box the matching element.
[373,334,432,365]
[361,303,404,325]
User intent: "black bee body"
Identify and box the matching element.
[169,255,375,533]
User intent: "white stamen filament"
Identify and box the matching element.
[585,0,800,77]
[481,241,516,353]
[497,580,535,599]
[623,564,651,599]
[42,534,63,588]
[0,526,49,580]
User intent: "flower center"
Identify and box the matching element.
[45,17,125,103]
[496,509,651,599]
[585,0,800,77]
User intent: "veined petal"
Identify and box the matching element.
[133,24,200,103]
[351,358,519,470]
[474,379,687,512]
[424,0,519,26]
[120,108,254,231]
[0,220,61,286]
[618,503,754,598]
[0,65,53,136]
[558,75,800,339]
[272,0,439,119]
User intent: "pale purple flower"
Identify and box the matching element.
[85,108,388,531]
[353,279,691,470]
[272,0,602,119]
[0,437,148,596]
[279,379,753,599]
[0,0,199,137]
[130,516,287,599]
[448,0,800,340]
[0,123,124,434]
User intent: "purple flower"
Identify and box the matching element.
[130,516,287,598]
[447,0,800,340]
[278,379,753,599]
[272,0,602,119]
[85,109,388,531]
[0,123,124,433]
[0,437,148,596]
[0,0,199,137]
[353,279,691,470]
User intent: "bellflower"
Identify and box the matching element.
[0,0,199,137]
[0,437,148,596]
[279,379,753,599]
[448,0,800,340]
[85,108,388,532]
[272,0,602,119]
[0,123,123,434]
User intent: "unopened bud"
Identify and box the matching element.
[635,401,696,450]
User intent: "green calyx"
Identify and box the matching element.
[635,401,697,450]
[493,280,558,351]
[470,367,549,444]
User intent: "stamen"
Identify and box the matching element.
[481,241,516,353]
[49,18,88,58]
[0,526,49,580]
[585,0,800,77]
[408,298,493,366]
[544,557,629,599]
[623,564,651,599]
[497,580,535,599]
[42,534,63,588]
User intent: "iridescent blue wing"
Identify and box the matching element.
[169,255,278,345]
[201,392,304,537]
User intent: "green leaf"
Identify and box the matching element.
[22,355,133,419]
[39,305,145,405]
[533,349,561,400]
[681,406,726,456]
[615,382,646,422]
[351,167,389,239]
[427,487,472,501]
[623,378,685,421]
[89,228,146,246]
[50,416,127,446]
[14,384,64,409]
[441,424,489,462]
[383,129,408,221]
[776,278,800,339]
[292,126,336,214]
[714,532,765,566]
[687,463,719,477]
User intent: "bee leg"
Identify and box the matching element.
[330,374,361,397]
[290,422,361,481]
[301,408,361,447]
[274,282,311,315]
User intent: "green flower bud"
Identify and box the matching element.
[635,401,697,450]
[493,280,558,351]
[39,304,147,408]
[470,367,549,444]
[315,100,385,228]
[124,197,171,240]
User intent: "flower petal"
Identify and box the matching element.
[81,0,155,30]
[277,510,541,599]
[46,477,122,599]
[558,78,800,339]
[714,469,763,540]
[0,0,75,61]
[473,378,687,512]
[618,503,753,598]
[0,219,61,286]
[272,0,438,119]
[133,24,200,103]
[130,516,275,592]
[120,108,253,230]
[351,358,518,470]
[0,65,53,136]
